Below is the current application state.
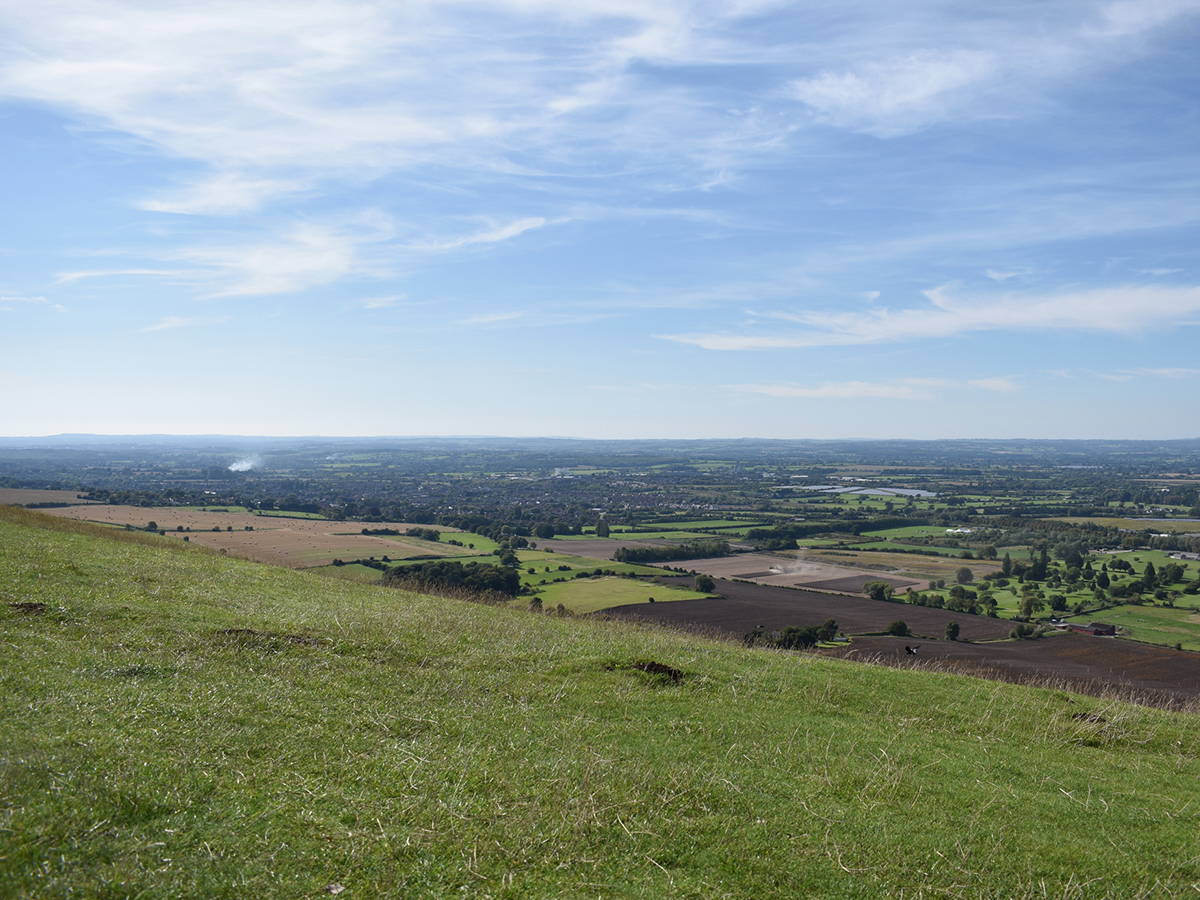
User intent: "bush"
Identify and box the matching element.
[886,620,908,637]
[945,621,960,641]
[694,574,715,593]
[863,581,894,603]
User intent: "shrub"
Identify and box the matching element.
[863,581,894,603]
[694,574,715,593]
[886,620,908,637]
[945,621,960,641]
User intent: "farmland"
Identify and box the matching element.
[5,504,1200,898]
[40,505,483,568]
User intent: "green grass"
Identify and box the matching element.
[526,576,711,614]
[3,505,1200,898]
[1068,604,1200,651]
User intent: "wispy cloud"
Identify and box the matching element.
[360,295,405,310]
[663,284,1200,350]
[140,315,227,332]
[1123,367,1200,379]
[969,376,1019,393]
[986,269,1022,282]
[790,50,995,136]
[411,217,559,253]
[461,311,525,326]
[733,380,942,401]
[176,221,386,297]
[55,268,182,283]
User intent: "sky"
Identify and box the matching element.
[1,0,1198,440]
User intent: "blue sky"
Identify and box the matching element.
[2,0,1198,439]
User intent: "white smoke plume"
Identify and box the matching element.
[228,455,262,472]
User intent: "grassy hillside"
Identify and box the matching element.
[2,505,1199,899]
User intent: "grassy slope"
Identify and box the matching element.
[2,506,1200,899]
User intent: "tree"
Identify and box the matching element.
[956,566,974,585]
[1142,561,1158,590]
[886,620,908,637]
[945,621,960,641]
[1019,594,1046,619]
[1002,552,1013,576]
[694,573,715,593]
[595,520,610,538]
[863,581,894,603]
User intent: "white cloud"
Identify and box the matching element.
[360,295,405,309]
[461,311,525,326]
[968,376,1019,393]
[1124,367,1200,379]
[138,173,306,216]
[54,268,182,283]
[412,217,558,253]
[0,1,789,214]
[663,284,1200,349]
[176,222,380,296]
[1094,0,1200,36]
[733,380,937,400]
[790,50,996,136]
[986,269,1021,282]
[140,315,226,331]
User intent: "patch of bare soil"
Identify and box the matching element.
[818,633,1200,706]
[608,576,1013,642]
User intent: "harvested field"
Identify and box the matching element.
[792,548,1002,583]
[39,505,478,568]
[801,573,918,593]
[0,488,101,506]
[657,553,922,593]
[608,576,1013,642]
[818,634,1200,705]
[538,541,928,593]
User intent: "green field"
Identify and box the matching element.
[4,505,1200,898]
[527,576,711,614]
[1072,604,1200,651]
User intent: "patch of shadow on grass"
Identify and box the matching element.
[9,601,47,615]
[607,660,684,684]
[214,627,323,651]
